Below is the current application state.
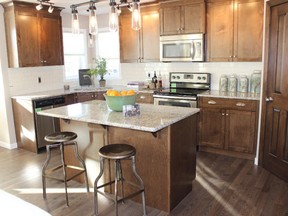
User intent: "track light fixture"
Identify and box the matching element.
[35,0,55,13]
[71,6,80,34]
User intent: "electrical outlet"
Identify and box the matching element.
[38,77,41,83]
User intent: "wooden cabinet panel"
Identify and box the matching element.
[160,0,206,35]
[136,92,154,104]
[120,5,160,63]
[226,109,256,153]
[207,0,263,62]
[200,108,225,149]
[3,1,64,67]
[76,92,105,103]
[199,97,259,159]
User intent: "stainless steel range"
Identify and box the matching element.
[153,72,211,108]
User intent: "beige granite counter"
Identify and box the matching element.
[38,100,199,132]
[198,90,261,100]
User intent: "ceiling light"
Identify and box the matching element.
[71,6,80,34]
[109,6,118,32]
[36,2,43,10]
[48,4,54,13]
[89,3,98,35]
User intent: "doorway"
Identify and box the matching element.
[261,0,288,182]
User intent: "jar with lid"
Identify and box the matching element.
[251,70,261,93]
[219,75,228,92]
[239,75,249,93]
[228,74,238,92]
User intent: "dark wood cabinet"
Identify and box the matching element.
[119,4,160,63]
[3,1,64,67]
[136,92,154,104]
[76,92,105,103]
[160,0,206,35]
[199,97,259,159]
[206,0,263,62]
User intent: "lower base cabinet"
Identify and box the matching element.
[199,97,259,160]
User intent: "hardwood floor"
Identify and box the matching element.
[0,147,287,216]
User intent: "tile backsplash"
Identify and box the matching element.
[8,62,263,96]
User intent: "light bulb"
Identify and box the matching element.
[48,5,54,13]
[89,5,98,35]
[109,6,118,32]
[72,9,80,34]
[36,3,43,11]
[132,2,141,31]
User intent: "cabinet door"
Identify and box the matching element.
[64,94,76,105]
[76,92,95,102]
[182,3,205,33]
[225,109,256,153]
[141,10,160,62]
[207,1,233,61]
[95,92,105,100]
[39,14,64,66]
[136,92,154,104]
[160,6,181,35]
[120,14,140,63]
[15,10,40,67]
[199,108,225,149]
[233,0,263,61]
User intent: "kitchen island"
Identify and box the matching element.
[38,100,199,212]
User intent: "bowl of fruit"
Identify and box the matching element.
[104,89,137,112]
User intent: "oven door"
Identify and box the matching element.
[154,97,197,108]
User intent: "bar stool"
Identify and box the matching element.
[42,131,89,206]
[94,144,146,216]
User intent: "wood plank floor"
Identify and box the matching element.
[0,146,287,216]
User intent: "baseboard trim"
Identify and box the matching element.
[0,141,17,149]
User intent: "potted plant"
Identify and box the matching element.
[88,57,109,87]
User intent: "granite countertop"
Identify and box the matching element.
[198,90,261,100]
[37,100,199,132]
[11,87,155,101]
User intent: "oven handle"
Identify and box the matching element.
[191,41,195,60]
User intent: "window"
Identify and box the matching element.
[63,29,88,81]
[95,29,120,78]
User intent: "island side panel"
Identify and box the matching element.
[60,119,108,186]
[108,126,170,212]
[169,114,197,210]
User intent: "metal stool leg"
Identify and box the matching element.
[42,145,52,199]
[115,160,119,216]
[60,143,69,206]
[94,157,104,216]
[131,156,147,216]
[73,142,89,193]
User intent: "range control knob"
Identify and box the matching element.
[197,76,202,80]
[172,76,176,80]
[177,76,180,79]
[202,76,206,80]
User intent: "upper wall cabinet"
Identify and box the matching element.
[159,0,206,35]
[2,1,64,68]
[119,4,160,63]
[206,0,263,62]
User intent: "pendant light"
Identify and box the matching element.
[109,1,118,32]
[131,0,141,31]
[89,3,98,35]
[71,7,80,34]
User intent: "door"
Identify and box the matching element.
[263,3,288,182]
[160,6,181,35]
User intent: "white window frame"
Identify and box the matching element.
[63,28,88,81]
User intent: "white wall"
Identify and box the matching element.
[0,6,17,149]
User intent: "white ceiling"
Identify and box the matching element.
[0,0,156,15]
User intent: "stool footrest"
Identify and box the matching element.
[44,165,86,182]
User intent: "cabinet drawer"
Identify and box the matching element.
[136,93,154,104]
[199,97,258,111]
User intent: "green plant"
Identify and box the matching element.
[88,57,109,80]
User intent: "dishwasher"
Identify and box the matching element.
[34,96,65,150]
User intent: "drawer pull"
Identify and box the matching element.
[236,102,246,107]
[140,96,145,99]
[208,100,216,105]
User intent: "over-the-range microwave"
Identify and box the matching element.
[160,33,204,62]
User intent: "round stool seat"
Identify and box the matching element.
[44,131,77,143]
[99,144,136,160]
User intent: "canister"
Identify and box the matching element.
[228,74,237,92]
[239,75,248,93]
[251,70,261,93]
[219,75,228,92]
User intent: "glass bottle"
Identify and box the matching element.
[152,71,157,88]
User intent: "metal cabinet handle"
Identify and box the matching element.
[236,102,246,107]
[140,96,145,99]
[208,100,216,105]
[226,113,229,116]
[222,113,225,116]
[266,97,273,102]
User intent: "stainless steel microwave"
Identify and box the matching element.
[160,34,204,62]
